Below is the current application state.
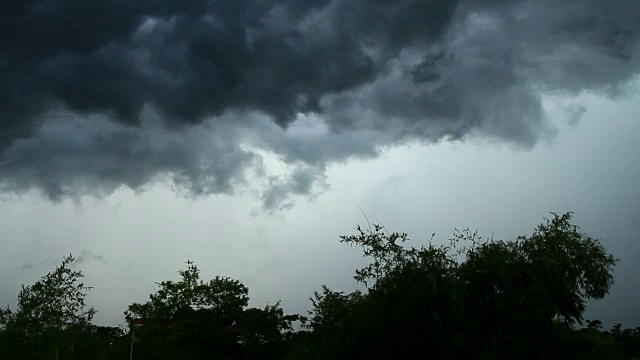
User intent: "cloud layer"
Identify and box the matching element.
[1,0,639,208]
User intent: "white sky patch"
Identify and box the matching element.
[285,112,331,138]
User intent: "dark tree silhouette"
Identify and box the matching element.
[125,261,298,359]
[1,212,636,360]
[296,212,618,359]
[0,255,97,359]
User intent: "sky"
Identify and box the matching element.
[1,0,639,328]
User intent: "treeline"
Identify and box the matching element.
[1,212,639,359]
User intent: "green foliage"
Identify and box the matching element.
[125,261,299,359]
[0,212,634,360]
[126,260,249,323]
[297,212,620,359]
[0,255,97,359]
[1,255,96,335]
[518,212,617,324]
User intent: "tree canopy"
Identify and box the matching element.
[1,212,637,360]
[125,261,298,359]
[0,255,97,359]
[293,212,619,359]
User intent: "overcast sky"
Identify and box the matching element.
[1,0,639,328]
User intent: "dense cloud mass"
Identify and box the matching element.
[1,0,639,209]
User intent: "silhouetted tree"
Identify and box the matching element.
[126,261,299,359]
[0,255,96,359]
[0,212,634,360]
[299,212,618,359]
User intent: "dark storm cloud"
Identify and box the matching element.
[1,0,639,208]
[0,111,260,201]
[261,165,328,210]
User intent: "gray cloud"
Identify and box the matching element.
[20,259,55,271]
[20,250,105,271]
[261,165,328,210]
[75,250,106,266]
[1,0,639,208]
[0,110,261,201]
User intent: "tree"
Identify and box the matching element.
[126,261,299,359]
[0,212,626,359]
[0,255,96,358]
[72,325,129,359]
[517,212,617,325]
[237,303,301,359]
[125,261,248,358]
[301,212,618,359]
[126,261,249,323]
[304,286,377,359]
